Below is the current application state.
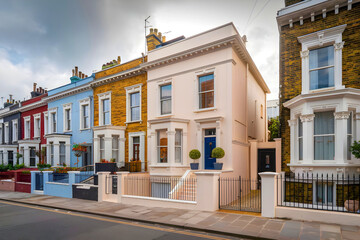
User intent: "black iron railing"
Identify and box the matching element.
[124,176,196,201]
[277,173,360,214]
[219,177,261,213]
[48,173,69,183]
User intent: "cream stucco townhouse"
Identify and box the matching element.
[144,23,272,178]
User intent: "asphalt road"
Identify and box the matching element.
[0,201,245,240]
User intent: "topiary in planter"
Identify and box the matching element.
[350,141,360,159]
[189,149,201,170]
[212,147,225,170]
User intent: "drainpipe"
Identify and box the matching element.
[246,63,251,179]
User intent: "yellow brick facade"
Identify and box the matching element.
[93,57,148,164]
[279,3,360,172]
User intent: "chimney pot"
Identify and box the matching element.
[117,56,121,64]
[154,28,158,35]
[33,83,37,92]
[72,69,75,76]
[162,36,166,42]
[150,28,154,34]
[158,32,162,39]
[75,66,78,77]
[79,71,82,78]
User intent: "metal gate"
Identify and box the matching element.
[35,172,43,191]
[105,175,118,194]
[219,177,261,213]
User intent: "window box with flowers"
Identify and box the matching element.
[95,159,117,173]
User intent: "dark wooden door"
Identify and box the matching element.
[258,149,276,173]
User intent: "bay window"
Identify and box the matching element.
[59,142,66,165]
[314,111,335,160]
[347,112,353,160]
[298,118,303,161]
[100,136,105,160]
[112,135,119,162]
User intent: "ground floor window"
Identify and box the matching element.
[100,136,105,160]
[157,130,168,163]
[0,151,3,164]
[30,147,36,166]
[315,182,333,205]
[112,135,119,162]
[175,130,182,163]
[314,111,335,160]
[8,151,13,165]
[59,142,66,166]
[50,143,54,166]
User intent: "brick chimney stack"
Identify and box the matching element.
[146,28,164,51]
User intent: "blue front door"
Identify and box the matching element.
[204,137,216,169]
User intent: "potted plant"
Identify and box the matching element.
[189,149,201,170]
[212,147,225,170]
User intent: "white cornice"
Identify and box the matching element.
[148,118,190,124]
[90,67,145,88]
[142,35,270,94]
[43,83,91,103]
[283,88,360,109]
[277,0,360,29]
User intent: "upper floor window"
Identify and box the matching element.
[160,84,172,115]
[51,112,57,133]
[83,105,90,129]
[24,117,31,139]
[298,25,346,94]
[314,111,334,160]
[4,123,9,143]
[44,112,48,135]
[98,92,111,126]
[12,120,18,142]
[309,46,334,90]
[125,84,142,123]
[34,114,41,138]
[199,74,214,109]
[63,104,72,132]
[103,99,110,125]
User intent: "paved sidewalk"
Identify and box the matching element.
[0,191,359,240]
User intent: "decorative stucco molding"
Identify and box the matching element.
[288,119,297,126]
[300,114,315,122]
[334,41,345,50]
[300,50,309,58]
[334,111,350,119]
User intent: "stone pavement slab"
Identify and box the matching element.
[0,191,359,240]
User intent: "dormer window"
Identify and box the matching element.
[309,46,334,90]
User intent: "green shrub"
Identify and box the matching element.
[350,141,360,159]
[7,164,15,171]
[211,147,225,159]
[189,149,201,160]
[37,163,51,169]
[14,163,25,170]
[0,164,8,172]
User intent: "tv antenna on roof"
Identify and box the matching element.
[145,16,152,54]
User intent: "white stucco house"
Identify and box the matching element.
[144,23,273,178]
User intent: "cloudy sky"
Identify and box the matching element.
[0,0,284,104]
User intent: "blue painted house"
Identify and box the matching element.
[44,67,94,167]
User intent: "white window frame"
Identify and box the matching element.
[59,141,66,165]
[98,92,111,126]
[79,98,91,130]
[4,122,9,144]
[63,103,72,132]
[157,129,168,163]
[194,69,216,112]
[43,111,48,135]
[99,136,105,160]
[24,116,31,139]
[128,132,145,163]
[159,82,172,116]
[49,108,58,134]
[125,84,142,123]
[298,117,303,161]
[112,135,119,162]
[347,111,354,160]
[175,129,182,163]
[313,111,335,161]
[298,25,346,94]
[33,113,41,138]
[12,119,18,142]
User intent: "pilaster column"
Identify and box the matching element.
[216,120,221,147]
[300,50,309,94]
[93,137,100,163]
[196,123,203,169]
[288,119,297,164]
[300,114,315,164]
[116,171,129,202]
[355,113,360,142]
[53,143,60,166]
[104,137,113,161]
[149,132,156,165]
[119,138,126,163]
[182,131,188,165]
[3,151,8,165]
[167,130,175,164]
[334,41,345,89]
[23,147,30,167]
[334,111,350,163]
[65,143,71,167]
